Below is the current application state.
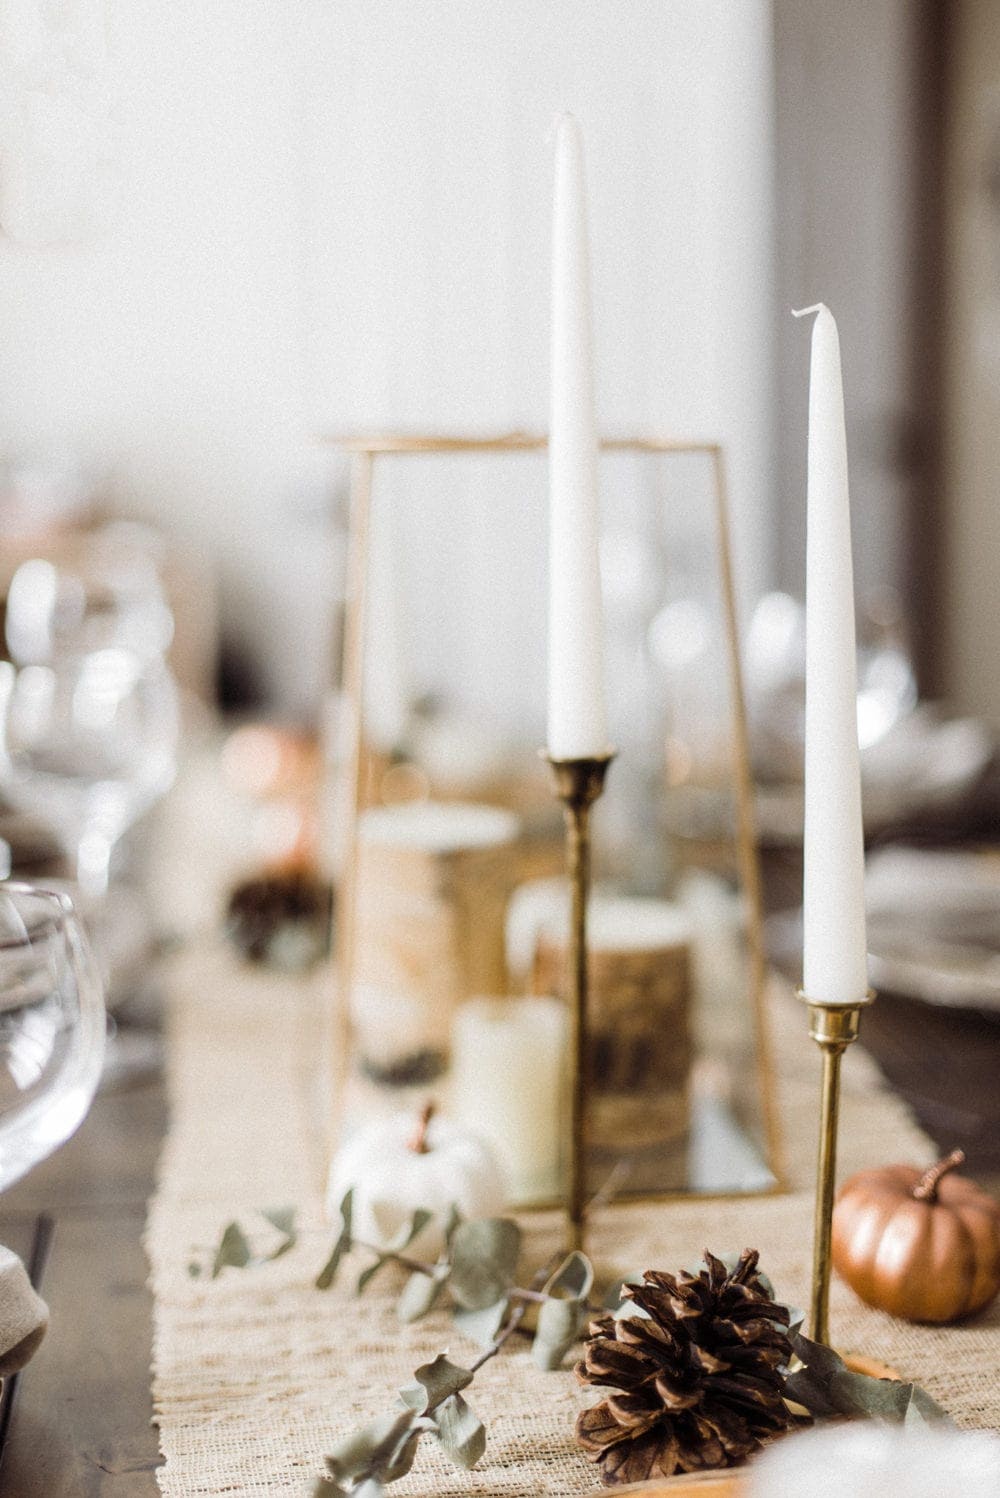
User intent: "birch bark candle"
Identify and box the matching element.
[352,802,523,1082]
[531,895,693,1191]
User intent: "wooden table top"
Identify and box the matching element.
[0,1042,165,1496]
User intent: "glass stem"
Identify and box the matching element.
[76,830,114,900]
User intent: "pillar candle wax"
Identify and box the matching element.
[798,304,868,1005]
[450,996,568,1205]
[547,114,608,760]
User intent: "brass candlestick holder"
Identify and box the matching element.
[546,750,615,1251]
[799,989,875,1345]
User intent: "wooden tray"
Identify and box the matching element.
[584,1474,745,1497]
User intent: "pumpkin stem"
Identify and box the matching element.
[912,1148,966,1202]
[408,1102,435,1154]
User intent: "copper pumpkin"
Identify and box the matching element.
[832,1150,1000,1324]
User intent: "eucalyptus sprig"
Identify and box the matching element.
[316,1190,596,1372]
[188,1206,297,1279]
[190,1212,953,1494]
[313,1198,594,1495]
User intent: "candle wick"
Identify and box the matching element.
[791,303,827,319]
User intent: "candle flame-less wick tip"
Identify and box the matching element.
[551,110,579,145]
[792,303,828,319]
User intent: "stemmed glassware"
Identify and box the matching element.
[0,536,179,899]
[0,882,104,1191]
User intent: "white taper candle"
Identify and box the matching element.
[547,114,608,760]
[797,303,868,1005]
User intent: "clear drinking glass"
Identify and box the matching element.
[0,649,178,898]
[0,883,105,1191]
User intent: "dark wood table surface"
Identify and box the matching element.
[0,1044,166,1497]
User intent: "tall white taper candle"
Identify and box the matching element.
[797,303,868,1004]
[547,114,608,760]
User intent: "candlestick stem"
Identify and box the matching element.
[800,992,874,1344]
[546,752,614,1250]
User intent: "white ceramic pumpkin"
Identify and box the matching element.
[326,1105,508,1256]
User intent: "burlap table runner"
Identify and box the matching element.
[147,946,1000,1496]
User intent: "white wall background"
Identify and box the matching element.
[0,0,776,717]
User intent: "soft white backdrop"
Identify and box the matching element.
[0,0,776,716]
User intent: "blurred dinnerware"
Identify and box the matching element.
[0,882,104,1191]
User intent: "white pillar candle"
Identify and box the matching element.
[547,114,608,760]
[450,996,568,1204]
[797,304,868,1004]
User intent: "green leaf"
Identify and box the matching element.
[449,1218,521,1309]
[211,1222,252,1278]
[453,1297,509,1349]
[786,1333,953,1426]
[399,1353,474,1415]
[533,1297,584,1370]
[316,1190,354,1290]
[358,1256,389,1294]
[433,1393,486,1470]
[267,1235,296,1263]
[379,1427,423,1483]
[386,1209,433,1253]
[261,1205,296,1238]
[906,1383,952,1426]
[545,1249,593,1300]
[325,1411,414,1484]
[397,1268,447,1324]
[352,1482,384,1498]
[531,1250,594,1369]
[442,1203,463,1249]
[313,1477,348,1497]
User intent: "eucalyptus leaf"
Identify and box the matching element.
[399,1353,474,1415]
[786,1333,952,1426]
[449,1218,521,1310]
[545,1250,593,1300]
[267,1235,296,1263]
[906,1384,953,1426]
[386,1209,433,1253]
[379,1428,422,1483]
[453,1297,509,1349]
[531,1250,594,1369]
[212,1221,252,1278]
[325,1410,414,1483]
[442,1203,463,1250]
[261,1206,297,1238]
[433,1392,486,1470]
[353,1480,385,1498]
[358,1256,389,1294]
[533,1297,584,1370]
[316,1190,355,1290]
[397,1268,447,1324]
[313,1477,348,1497]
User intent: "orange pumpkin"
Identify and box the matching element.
[832,1149,1000,1323]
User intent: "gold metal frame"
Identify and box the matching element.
[328,432,786,1204]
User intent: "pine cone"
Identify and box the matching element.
[575,1249,795,1486]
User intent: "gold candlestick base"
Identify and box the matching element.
[798,989,875,1345]
[545,750,615,1252]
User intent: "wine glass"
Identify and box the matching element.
[0,647,178,899]
[0,882,105,1191]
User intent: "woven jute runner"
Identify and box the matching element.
[147,947,1000,1496]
